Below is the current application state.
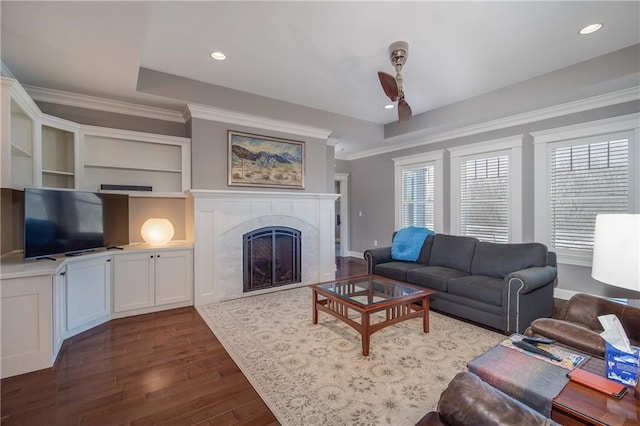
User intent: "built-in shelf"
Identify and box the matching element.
[42,169,74,176]
[2,77,191,195]
[83,163,182,174]
[10,144,32,157]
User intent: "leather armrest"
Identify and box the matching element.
[437,372,557,426]
[528,318,606,357]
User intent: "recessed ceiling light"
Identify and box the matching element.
[384,104,395,109]
[579,23,603,35]
[210,51,226,60]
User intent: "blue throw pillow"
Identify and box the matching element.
[391,227,435,261]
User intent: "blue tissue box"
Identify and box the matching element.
[605,342,640,387]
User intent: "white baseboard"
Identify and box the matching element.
[554,288,578,300]
[348,251,364,259]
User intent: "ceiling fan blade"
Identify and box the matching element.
[378,71,398,101]
[398,99,412,123]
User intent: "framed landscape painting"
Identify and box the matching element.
[228,130,305,189]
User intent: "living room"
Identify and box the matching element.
[1,2,639,425]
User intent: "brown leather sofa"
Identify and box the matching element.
[415,371,557,426]
[524,293,640,357]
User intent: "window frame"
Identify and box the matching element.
[393,150,444,232]
[532,113,639,266]
[449,136,523,242]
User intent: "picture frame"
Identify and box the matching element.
[228,130,305,189]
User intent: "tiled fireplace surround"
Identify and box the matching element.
[190,190,339,304]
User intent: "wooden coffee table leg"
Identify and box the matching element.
[312,289,318,324]
[362,311,370,356]
[422,296,429,333]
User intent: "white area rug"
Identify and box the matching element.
[197,286,503,426]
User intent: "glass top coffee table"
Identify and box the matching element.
[310,274,436,356]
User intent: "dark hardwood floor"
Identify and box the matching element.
[0,256,368,426]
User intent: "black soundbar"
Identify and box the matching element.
[100,184,152,192]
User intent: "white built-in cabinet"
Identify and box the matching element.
[0,274,53,379]
[0,244,193,379]
[114,249,192,313]
[65,256,111,333]
[52,267,67,359]
[1,77,191,195]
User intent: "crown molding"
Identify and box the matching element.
[1,62,16,79]
[1,77,42,119]
[184,103,332,140]
[345,86,640,161]
[23,85,185,123]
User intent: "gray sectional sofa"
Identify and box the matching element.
[364,233,557,334]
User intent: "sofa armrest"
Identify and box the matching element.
[505,266,557,295]
[434,372,557,426]
[364,247,392,274]
[527,318,605,358]
[504,266,557,333]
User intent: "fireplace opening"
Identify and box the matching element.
[243,226,301,292]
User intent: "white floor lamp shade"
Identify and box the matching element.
[591,214,640,292]
[141,218,175,245]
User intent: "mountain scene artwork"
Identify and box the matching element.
[228,130,305,189]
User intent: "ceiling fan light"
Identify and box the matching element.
[210,51,226,60]
[384,104,395,109]
[579,23,603,35]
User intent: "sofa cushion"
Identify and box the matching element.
[447,275,503,307]
[471,242,548,278]
[429,234,478,273]
[374,262,424,282]
[406,266,469,292]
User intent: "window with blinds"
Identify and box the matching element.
[401,165,434,229]
[460,155,509,243]
[550,136,629,251]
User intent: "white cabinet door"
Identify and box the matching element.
[1,274,53,378]
[66,257,111,331]
[114,252,155,312]
[155,249,192,306]
[52,267,67,360]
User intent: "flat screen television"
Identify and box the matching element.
[24,188,129,259]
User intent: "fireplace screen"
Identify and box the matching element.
[243,226,301,292]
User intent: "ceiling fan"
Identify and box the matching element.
[378,41,412,123]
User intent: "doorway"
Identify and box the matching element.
[334,173,349,257]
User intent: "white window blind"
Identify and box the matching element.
[401,165,434,229]
[550,136,629,251]
[460,155,509,243]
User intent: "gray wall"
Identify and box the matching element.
[346,100,640,299]
[35,101,187,137]
[190,117,330,192]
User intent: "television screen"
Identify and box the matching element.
[24,188,105,259]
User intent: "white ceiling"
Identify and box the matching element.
[1,1,639,146]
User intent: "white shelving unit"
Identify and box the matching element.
[40,116,80,189]
[81,126,191,195]
[1,77,191,196]
[1,78,40,189]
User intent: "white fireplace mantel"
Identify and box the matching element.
[189,189,339,304]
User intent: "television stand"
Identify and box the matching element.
[65,250,95,257]
[37,256,57,261]
[106,246,124,250]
